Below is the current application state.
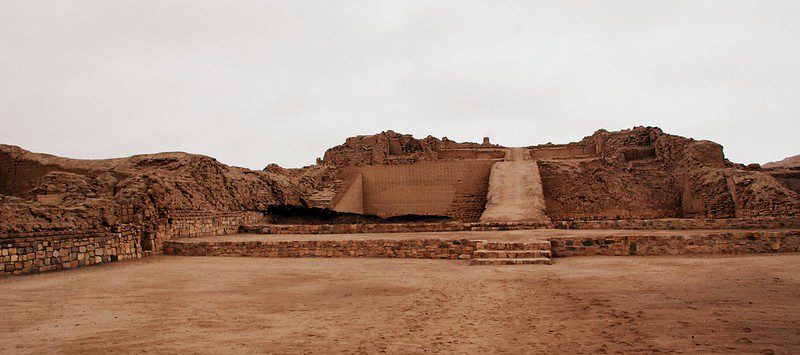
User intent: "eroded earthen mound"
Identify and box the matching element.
[0,146,303,232]
[2,126,798,233]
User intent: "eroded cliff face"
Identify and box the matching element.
[0,145,303,232]
[539,127,799,220]
[311,127,799,221]
[2,126,798,231]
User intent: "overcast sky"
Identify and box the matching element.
[1,1,798,169]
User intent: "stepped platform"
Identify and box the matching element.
[242,217,800,235]
[164,228,800,265]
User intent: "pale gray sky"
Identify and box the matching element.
[1,0,798,168]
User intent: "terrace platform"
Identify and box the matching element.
[164,228,800,265]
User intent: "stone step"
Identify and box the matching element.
[470,257,552,266]
[472,249,552,259]
[474,241,551,251]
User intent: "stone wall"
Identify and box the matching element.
[243,222,470,234]
[137,211,264,255]
[553,217,800,230]
[242,217,800,235]
[1,210,264,276]
[528,144,597,159]
[0,226,141,276]
[164,238,477,259]
[549,230,800,257]
[436,149,506,160]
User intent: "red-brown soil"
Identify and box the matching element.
[1,254,798,353]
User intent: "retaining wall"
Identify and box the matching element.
[1,210,264,276]
[164,239,477,259]
[242,218,800,235]
[552,217,800,230]
[0,226,141,276]
[549,230,800,257]
[358,161,495,221]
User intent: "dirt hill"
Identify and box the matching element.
[0,145,304,233]
[764,155,800,169]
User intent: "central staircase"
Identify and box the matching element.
[470,240,552,265]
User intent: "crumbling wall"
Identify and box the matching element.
[437,149,506,160]
[528,144,597,159]
[537,127,798,220]
[0,144,302,234]
[540,159,681,220]
[0,226,142,276]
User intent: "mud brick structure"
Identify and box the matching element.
[312,127,800,221]
[2,126,800,274]
[163,229,800,264]
[164,238,478,260]
[548,230,800,257]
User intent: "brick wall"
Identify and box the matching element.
[1,211,264,276]
[549,230,800,257]
[0,226,141,276]
[137,211,264,255]
[358,161,494,221]
[164,238,477,259]
[553,217,800,230]
[242,217,799,235]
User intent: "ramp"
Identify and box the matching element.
[480,150,550,223]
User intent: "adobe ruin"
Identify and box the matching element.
[2,126,799,274]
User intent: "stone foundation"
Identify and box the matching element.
[164,238,477,259]
[1,210,265,276]
[0,226,141,276]
[552,217,800,230]
[242,217,799,235]
[549,230,800,257]
[163,229,800,261]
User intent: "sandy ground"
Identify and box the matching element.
[1,254,799,353]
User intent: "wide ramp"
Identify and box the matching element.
[480,149,551,223]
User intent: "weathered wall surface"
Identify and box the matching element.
[164,239,477,259]
[528,144,597,159]
[540,159,682,220]
[0,144,301,234]
[358,161,494,221]
[437,149,506,160]
[332,173,364,214]
[549,230,800,257]
[536,127,800,220]
[0,211,262,276]
[1,227,141,276]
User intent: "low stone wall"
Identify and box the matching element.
[165,230,800,261]
[553,217,800,230]
[164,239,477,259]
[549,230,800,257]
[242,222,469,235]
[140,211,264,254]
[0,226,142,276]
[241,218,800,235]
[1,211,265,276]
[159,211,263,238]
